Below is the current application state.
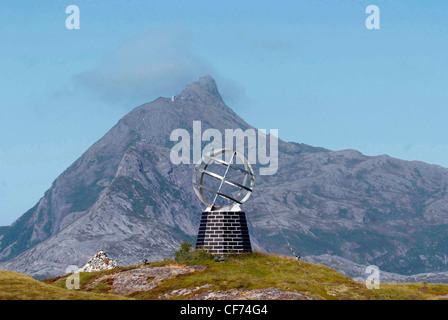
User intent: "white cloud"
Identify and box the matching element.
[73,28,215,106]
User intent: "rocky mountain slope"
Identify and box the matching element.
[303,254,448,283]
[1,75,448,279]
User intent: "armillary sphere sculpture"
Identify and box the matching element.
[193,149,255,254]
[193,149,255,211]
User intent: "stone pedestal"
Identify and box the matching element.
[195,211,252,254]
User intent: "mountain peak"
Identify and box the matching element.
[196,75,219,94]
[178,75,223,103]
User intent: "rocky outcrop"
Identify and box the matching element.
[191,288,313,300]
[77,264,312,299]
[85,265,205,295]
[79,250,119,272]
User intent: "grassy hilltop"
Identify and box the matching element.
[0,270,127,300]
[2,251,448,300]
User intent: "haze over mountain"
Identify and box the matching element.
[1,76,448,280]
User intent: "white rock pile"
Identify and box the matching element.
[79,250,119,272]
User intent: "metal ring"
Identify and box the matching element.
[193,149,255,210]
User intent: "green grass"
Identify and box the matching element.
[53,252,448,300]
[131,252,448,300]
[4,252,448,300]
[0,271,129,300]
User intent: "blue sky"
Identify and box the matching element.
[0,0,447,225]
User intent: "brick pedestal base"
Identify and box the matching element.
[195,211,252,254]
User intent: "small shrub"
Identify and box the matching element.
[174,241,213,262]
[174,241,193,261]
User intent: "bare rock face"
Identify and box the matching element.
[85,265,205,295]
[190,288,313,300]
[1,75,448,280]
[79,250,119,273]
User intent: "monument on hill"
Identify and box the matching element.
[193,149,255,254]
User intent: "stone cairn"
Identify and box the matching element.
[79,249,119,272]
